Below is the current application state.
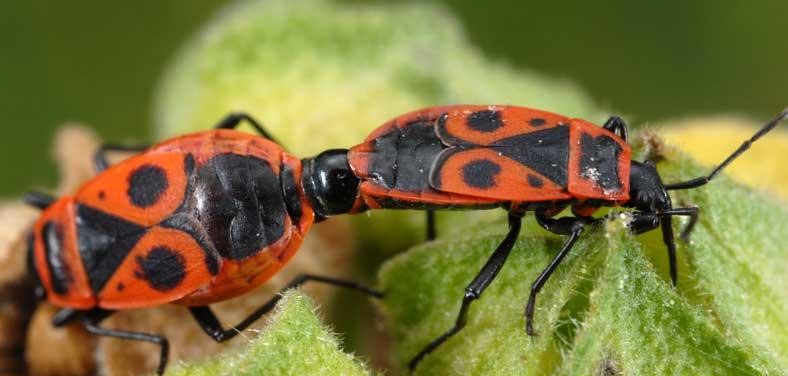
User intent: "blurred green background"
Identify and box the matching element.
[1,0,787,196]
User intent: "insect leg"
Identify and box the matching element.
[93,144,149,172]
[602,115,629,142]
[664,207,700,241]
[627,207,699,286]
[189,274,382,343]
[426,210,436,241]
[24,191,55,210]
[81,309,169,375]
[529,213,585,335]
[213,112,281,144]
[51,308,80,326]
[660,214,679,286]
[408,213,523,371]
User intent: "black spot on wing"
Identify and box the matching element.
[75,204,146,294]
[579,133,622,191]
[492,125,570,187]
[134,247,186,291]
[527,174,544,188]
[127,164,168,208]
[43,221,72,295]
[528,118,546,126]
[467,110,502,133]
[462,159,501,189]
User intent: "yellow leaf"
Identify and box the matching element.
[659,117,788,201]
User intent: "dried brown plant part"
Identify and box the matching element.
[633,127,667,163]
[25,304,96,376]
[0,202,38,286]
[0,300,31,375]
[96,219,357,376]
[51,124,102,194]
[0,202,40,375]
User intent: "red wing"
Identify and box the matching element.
[97,227,215,309]
[436,105,571,146]
[75,151,191,227]
[33,199,96,309]
[429,147,571,201]
[567,120,631,201]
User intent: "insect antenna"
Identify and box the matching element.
[665,108,788,190]
[24,191,55,210]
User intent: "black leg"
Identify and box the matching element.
[616,212,675,284]
[51,308,80,327]
[190,274,382,343]
[626,212,660,234]
[648,207,699,241]
[426,210,436,241]
[528,213,585,335]
[81,309,169,376]
[408,213,523,371]
[621,208,698,239]
[658,208,700,285]
[94,144,149,172]
[24,190,55,210]
[214,112,281,144]
[627,207,699,286]
[602,115,629,142]
[671,207,699,241]
[660,214,678,286]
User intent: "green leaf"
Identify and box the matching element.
[379,148,788,375]
[168,290,369,376]
[155,0,603,153]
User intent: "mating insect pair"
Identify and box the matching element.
[25,105,786,374]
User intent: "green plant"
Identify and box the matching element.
[169,291,370,376]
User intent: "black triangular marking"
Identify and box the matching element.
[491,125,570,187]
[75,204,146,294]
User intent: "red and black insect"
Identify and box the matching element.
[338,105,786,370]
[26,105,786,373]
[24,114,382,375]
